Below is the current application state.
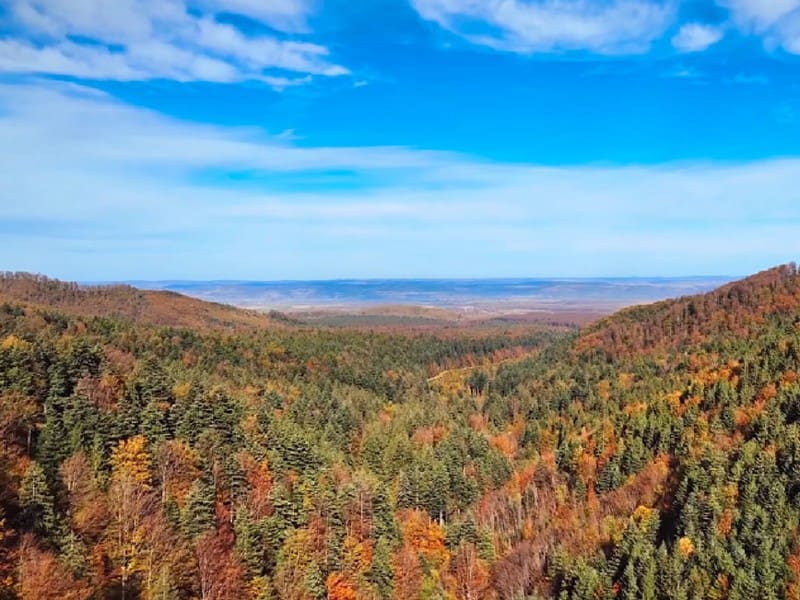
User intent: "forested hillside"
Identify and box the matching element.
[0,273,276,332]
[2,265,800,599]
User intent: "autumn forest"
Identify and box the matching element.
[2,265,800,599]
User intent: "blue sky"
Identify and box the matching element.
[1,0,800,280]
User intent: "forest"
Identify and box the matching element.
[2,264,800,599]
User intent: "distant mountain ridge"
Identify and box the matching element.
[125,275,732,312]
[1,269,786,339]
[0,272,276,331]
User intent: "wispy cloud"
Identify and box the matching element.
[727,73,769,85]
[661,64,704,79]
[409,0,800,57]
[720,0,800,33]
[0,0,347,85]
[1,80,800,279]
[193,0,317,33]
[410,0,676,54]
[720,0,800,54]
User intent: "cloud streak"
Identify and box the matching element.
[410,0,675,54]
[409,0,800,57]
[720,0,800,53]
[0,0,347,85]
[1,80,800,279]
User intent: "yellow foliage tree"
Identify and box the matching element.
[111,435,152,487]
[677,536,695,558]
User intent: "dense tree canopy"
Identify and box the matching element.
[1,265,800,599]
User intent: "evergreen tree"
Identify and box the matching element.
[19,461,58,540]
[181,478,215,539]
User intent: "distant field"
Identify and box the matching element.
[127,276,733,326]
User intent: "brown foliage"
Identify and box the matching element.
[483,456,672,598]
[196,528,248,600]
[578,263,800,358]
[392,544,422,600]
[0,271,277,332]
[60,452,109,539]
[0,516,16,594]
[18,536,92,600]
[453,543,489,600]
[0,392,36,469]
[238,451,273,519]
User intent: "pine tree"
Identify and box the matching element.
[234,507,266,577]
[58,530,88,578]
[142,400,168,442]
[368,537,395,599]
[19,462,57,540]
[36,397,70,476]
[181,478,215,539]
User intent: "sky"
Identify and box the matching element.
[0,0,800,280]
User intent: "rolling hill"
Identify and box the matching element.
[0,272,277,331]
[578,263,800,358]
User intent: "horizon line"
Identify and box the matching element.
[90,274,738,285]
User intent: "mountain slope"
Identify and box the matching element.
[577,263,800,358]
[0,272,277,331]
[481,263,800,598]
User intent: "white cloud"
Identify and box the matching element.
[410,0,675,54]
[0,81,461,195]
[0,40,148,80]
[719,0,800,53]
[672,23,724,52]
[192,0,316,33]
[776,11,800,53]
[0,0,347,85]
[10,0,171,43]
[2,80,800,279]
[193,18,347,77]
[720,0,800,32]
[409,0,800,57]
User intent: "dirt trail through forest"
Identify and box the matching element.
[426,352,536,384]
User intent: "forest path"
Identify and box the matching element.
[426,351,537,384]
